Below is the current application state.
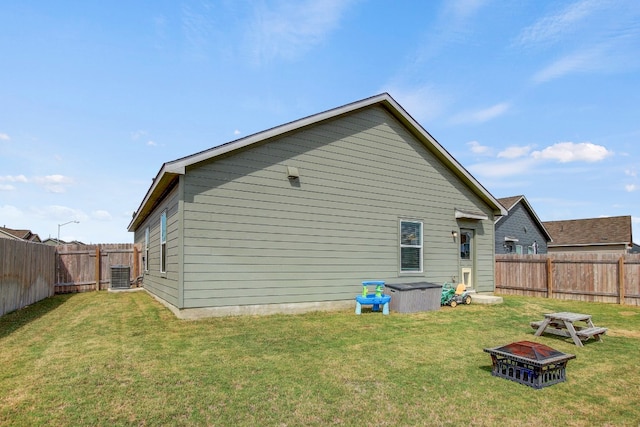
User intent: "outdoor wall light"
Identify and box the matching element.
[452,230,458,239]
[287,166,300,180]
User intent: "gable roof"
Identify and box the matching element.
[497,195,523,211]
[0,227,41,242]
[496,195,553,242]
[0,228,21,240]
[128,93,507,231]
[543,215,633,248]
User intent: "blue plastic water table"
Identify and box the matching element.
[355,281,391,315]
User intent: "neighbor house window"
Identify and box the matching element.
[144,227,149,272]
[400,220,423,273]
[160,210,167,273]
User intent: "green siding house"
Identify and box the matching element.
[128,93,507,318]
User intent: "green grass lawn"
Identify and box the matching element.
[1,291,639,426]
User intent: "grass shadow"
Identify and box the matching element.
[528,331,604,348]
[0,294,73,339]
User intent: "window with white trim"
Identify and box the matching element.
[400,220,423,273]
[160,210,167,273]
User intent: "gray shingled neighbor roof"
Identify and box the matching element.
[543,215,632,247]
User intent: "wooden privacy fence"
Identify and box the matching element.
[55,243,139,293]
[1,239,56,316]
[496,254,640,306]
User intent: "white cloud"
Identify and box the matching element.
[0,133,10,141]
[147,140,157,147]
[37,174,73,184]
[131,130,147,140]
[625,169,637,177]
[625,184,637,192]
[92,210,112,221]
[248,0,356,64]
[467,141,492,155]
[0,204,23,220]
[449,102,510,125]
[234,129,241,136]
[468,158,537,179]
[515,0,602,47]
[445,0,489,21]
[33,174,74,193]
[33,205,87,222]
[517,0,640,82]
[0,184,15,191]
[498,145,532,159]
[181,2,215,58]
[469,141,613,181]
[531,142,612,163]
[532,48,604,83]
[0,175,28,183]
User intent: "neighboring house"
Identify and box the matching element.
[495,195,552,254]
[543,215,634,254]
[42,238,86,246]
[0,228,21,240]
[128,93,507,318]
[42,238,64,246]
[0,227,41,242]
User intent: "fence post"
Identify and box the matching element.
[546,257,553,299]
[619,256,625,305]
[133,245,139,285]
[95,246,101,291]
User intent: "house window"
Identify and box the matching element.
[400,220,423,273]
[160,210,167,273]
[144,227,149,272]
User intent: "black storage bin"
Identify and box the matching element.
[385,282,442,313]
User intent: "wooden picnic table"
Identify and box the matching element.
[530,312,607,347]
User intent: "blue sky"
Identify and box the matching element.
[1,0,639,243]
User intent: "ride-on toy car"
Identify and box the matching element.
[441,283,472,307]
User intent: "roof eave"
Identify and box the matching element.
[548,242,630,248]
[128,166,181,232]
[128,93,508,230]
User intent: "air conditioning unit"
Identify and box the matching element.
[110,265,130,289]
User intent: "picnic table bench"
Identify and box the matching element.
[530,312,607,347]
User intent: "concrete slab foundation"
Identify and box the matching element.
[471,293,504,305]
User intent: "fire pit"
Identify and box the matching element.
[483,341,575,389]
